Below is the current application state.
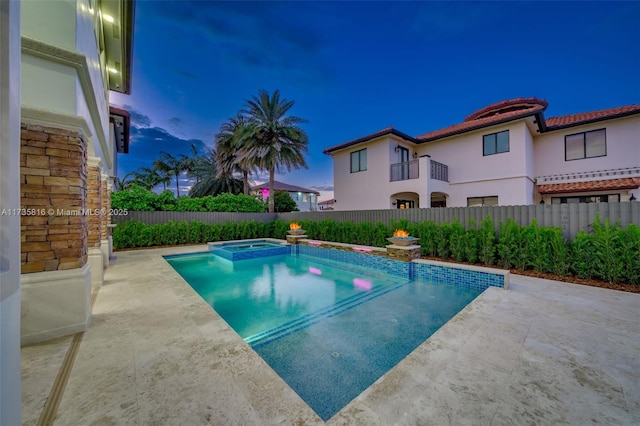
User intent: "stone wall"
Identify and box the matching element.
[86,160,102,248]
[20,124,88,273]
[101,178,109,241]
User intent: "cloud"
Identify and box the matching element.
[310,184,334,192]
[121,104,152,127]
[175,69,198,80]
[405,2,500,40]
[144,1,334,88]
[117,125,207,178]
[168,117,183,127]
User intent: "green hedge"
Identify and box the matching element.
[113,216,640,285]
[111,185,266,212]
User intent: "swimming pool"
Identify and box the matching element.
[165,246,487,421]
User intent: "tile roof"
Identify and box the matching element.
[253,180,320,195]
[323,126,418,155]
[416,105,546,141]
[463,97,548,122]
[323,98,640,153]
[537,178,640,194]
[545,105,640,130]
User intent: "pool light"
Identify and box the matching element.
[353,278,372,291]
[352,246,372,253]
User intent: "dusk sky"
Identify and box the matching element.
[112,1,640,201]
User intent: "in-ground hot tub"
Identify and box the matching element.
[207,239,289,261]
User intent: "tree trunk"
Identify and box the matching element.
[175,171,180,197]
[243,170,249,195]
[269,167,275,213]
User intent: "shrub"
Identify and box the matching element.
[112,215,639,286]
[590,218,625,284]
[273,190,299,212]
[204,193,266,212]
[478,216,496,266]
[449,220,466,262]
[497,219,522,269]
[111,185,161,211]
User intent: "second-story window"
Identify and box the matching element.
[483,130,509,156]
[565,129,606,161]
[350,148,367,173]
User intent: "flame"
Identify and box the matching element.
[393,229,410,238]
[290,222,302,230]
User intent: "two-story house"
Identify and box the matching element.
[324,98,639,210]
[253,180,320,212]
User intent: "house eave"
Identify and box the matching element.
[323,129,419,156]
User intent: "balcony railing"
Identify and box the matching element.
[390,160,419,182]
[430,160,448,182]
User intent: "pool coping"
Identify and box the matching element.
[24,243,640,425]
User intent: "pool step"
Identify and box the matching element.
[245,279,413,349]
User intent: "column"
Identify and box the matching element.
[20,124,91,344]
[87,156,103,290]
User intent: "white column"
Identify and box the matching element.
[0,1,22,424]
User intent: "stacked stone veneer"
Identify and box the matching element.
[101,178,110,241]
[87,161,102,249]
[20,124,88,273]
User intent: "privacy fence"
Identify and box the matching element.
[114,202,640,240]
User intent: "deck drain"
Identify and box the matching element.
[332,352,340,358]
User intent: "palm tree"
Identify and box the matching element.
[154,166,172,191]
[240,89,309,212]
[188,149,243,197]
[154,152,190,197]
[114,171,136,191]
[132,167,162,191]
[215,113,255,195]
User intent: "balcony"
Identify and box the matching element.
[430,159,448,182]
[390,160,419,182]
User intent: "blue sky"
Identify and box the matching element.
[112,1,640,200]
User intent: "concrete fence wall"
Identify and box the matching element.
[113,202,640,240]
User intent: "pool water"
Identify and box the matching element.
[166,252,482,421]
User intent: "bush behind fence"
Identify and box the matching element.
[115,202,640,240]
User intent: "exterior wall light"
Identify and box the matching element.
[631,193,637,201]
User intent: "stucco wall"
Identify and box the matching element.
[533,115,640,177]
[1,0,23,423]
[333,136,423,210]
[423,120,534,206]
[21,0,75,49]
[21,0,112,175]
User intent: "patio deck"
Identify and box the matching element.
[22,245,640,425]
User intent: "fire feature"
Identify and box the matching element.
[387,229,419,247]
[393,229,410,238]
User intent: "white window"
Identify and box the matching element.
[467,196,498,207]
[483,131,509,156]
[565,129,606,161]
[350,148,367,173]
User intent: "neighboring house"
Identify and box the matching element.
[17,0,135,345]
[253,180,320,212]
[324,98,640,210]
[318,199,335,210]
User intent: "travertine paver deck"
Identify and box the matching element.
[21,245,640,425]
